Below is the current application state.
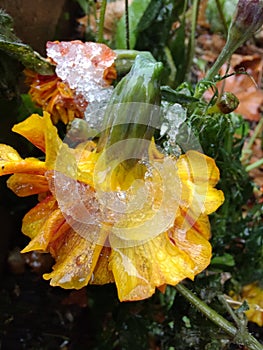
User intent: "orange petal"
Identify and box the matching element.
[21,195,58,239]
[109,233,195,301]
[22,208,69,252]
[43,229,106,289]
[7,173,49,196]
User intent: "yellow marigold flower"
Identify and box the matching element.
[230,283,263,327]
[0,112,224,301]
[25,41,117,124]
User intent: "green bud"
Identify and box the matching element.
[216,92,240,114]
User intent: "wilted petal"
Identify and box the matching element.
[22,207,69,252]
[91,246,114,284]
[7,173,49,196]
[0,144,46,176]
[22,195,58,240]
[43,229,106,289]
[170,210,212,274]
[109,233,195,301]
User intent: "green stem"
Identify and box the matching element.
[186,0,199,78]
[246,158,263,172]
[204,43,232,83]
[215,0,228,36]
[175,284,263,350]
[97,0,107,43]
[125,0,130,49]
[164,46,176,86]
[241,118,263,163]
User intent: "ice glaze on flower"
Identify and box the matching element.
[0,113,224,301]
[25,41,117,124]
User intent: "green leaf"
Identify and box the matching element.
[211,253,235,267]
[115,0,151,49]
[0,10,54,75]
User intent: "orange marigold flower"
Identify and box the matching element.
[25,41,117,124]
[0,113,224,301]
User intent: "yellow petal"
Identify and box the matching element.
[0,144,46,176]
[43,229,105,289]
[22,208,68,252]
[177,151,224,215]
[177,150,220,186]
[12,113,47,152]
[242,283,263,327]
[91,246,114,285]
[170,211,212,274]
[21,195,58,239]
[7,173,49,196]
[12,111,63,169]
[109,233,195,301]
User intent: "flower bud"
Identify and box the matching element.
[229,0,263,47]
[216,92,239,114]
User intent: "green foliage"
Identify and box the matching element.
[0,10,54,75]
[206,0,239,33]
[115,0,151,49]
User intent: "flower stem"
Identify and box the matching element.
[175,284,263,350]
[241,117,263,163]
[186,0,199,78]
[97,0,107,43]
[246,158,263,172]
[125,0,130,49]
[215,0,228,36]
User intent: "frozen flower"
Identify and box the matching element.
[0,113,224,301]
[25,41,117,124]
